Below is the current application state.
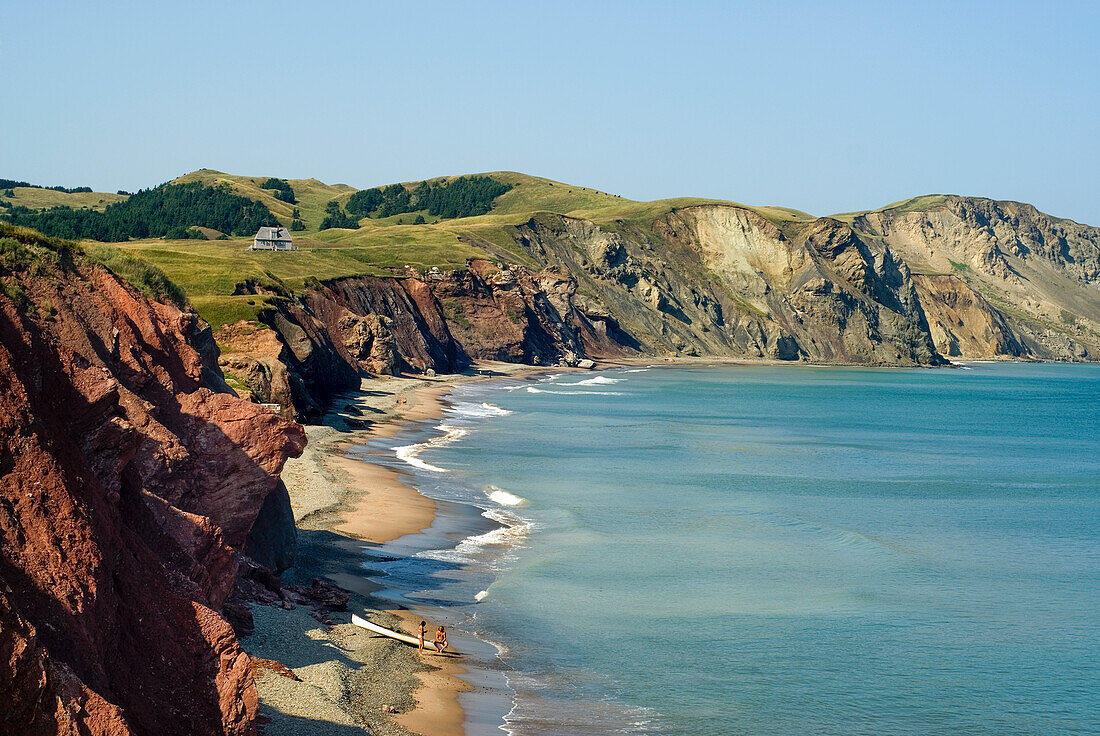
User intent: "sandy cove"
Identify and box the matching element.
[242,362,545,736]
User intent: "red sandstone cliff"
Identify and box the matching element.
[0,232,305,736]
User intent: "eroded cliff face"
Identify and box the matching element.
[912,274,1030,359]
[214,267,636,418]
[502,200,1100,365]
[511,207,944,365]
[423,258,635,365]
[0,243,304,736]
[216,276,467,422]
[856,197,1100,360]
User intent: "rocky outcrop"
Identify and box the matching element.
[242,481,297,574]
[336,313,397,375]
[511,208,945,365]
[0,238,304,736]
[421,259,635,366]
[219,265,643,417]
[305,276,465,374]
[913,274,1030,359]
[216,277,468,420]
[858,197,1100,285]
[856,197,1100,359]
[214,261,644,417]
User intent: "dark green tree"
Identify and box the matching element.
[319,200,359,230]
[290,208,305,230]
[346,176,512,222]
[345,187,384,216]
[260,177,297,204]
[1,182,279,241]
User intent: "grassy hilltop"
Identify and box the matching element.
[1,187,127,212]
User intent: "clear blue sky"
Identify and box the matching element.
[3,1,1098,223]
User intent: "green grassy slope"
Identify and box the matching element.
[114,234,487,325]
[170,169,355,231]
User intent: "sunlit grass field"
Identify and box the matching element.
[2,186,128,211]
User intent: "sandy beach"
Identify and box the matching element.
[242,363,544,736]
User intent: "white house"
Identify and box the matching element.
[250,226,295,251]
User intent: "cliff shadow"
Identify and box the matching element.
[257,711,370,736]
[245,604,360,670]
[256,709,370,736]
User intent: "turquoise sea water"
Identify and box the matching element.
[359,363,1100,736]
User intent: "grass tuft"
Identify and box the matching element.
[84,245,187,308]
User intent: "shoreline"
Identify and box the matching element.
[243,357,1056,735]
[245,362,548,736]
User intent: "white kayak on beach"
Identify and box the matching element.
[351,614,457,655]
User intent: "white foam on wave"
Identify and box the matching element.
[475,590,489,602]
[487,485,527,506]
[447,401,513,418]
[394,446,449,472]
[557,375,623,386]
[393,423,468,473]
[527,386,624,396]
[624,368,650,373]
[417,507,531,564]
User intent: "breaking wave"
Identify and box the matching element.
[487,486,528,506]
[448,401,513,418]
[526,387,624,396]
[416,508,531,564]
[557,375,623,386]
[393,423,468,472]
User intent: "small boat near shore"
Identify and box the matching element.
[351,614,458,655]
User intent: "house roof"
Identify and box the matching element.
[255,226,291,241]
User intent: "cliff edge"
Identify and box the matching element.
[0,227,304,736]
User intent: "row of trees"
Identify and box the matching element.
[345,175,512,220]
[0,178,92,194]
[0,182,279,242]
[260,177,297,204]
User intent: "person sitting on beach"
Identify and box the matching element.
[434,626,448,653]
[417,620,426,654]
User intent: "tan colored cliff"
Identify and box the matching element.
[856,196,1099,360]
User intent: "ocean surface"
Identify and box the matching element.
[352,363,1100,736]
